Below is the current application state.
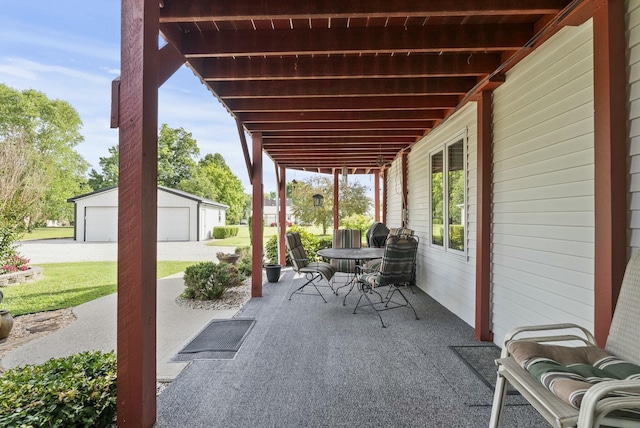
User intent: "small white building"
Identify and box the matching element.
[67,186,228,242]
[263,198,296,226]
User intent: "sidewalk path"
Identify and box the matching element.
[2,273,238,380]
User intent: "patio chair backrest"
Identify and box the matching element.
[376,234,418,287]
[285,232,308,271]
[331,229,362,273]
[605,249,640,365]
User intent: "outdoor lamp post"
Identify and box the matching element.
[312,194,324,207]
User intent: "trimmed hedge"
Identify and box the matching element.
[0,351,117,427]
[182,261,245,300]
[213,226,239,239]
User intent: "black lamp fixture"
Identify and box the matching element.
[312,194,324,207]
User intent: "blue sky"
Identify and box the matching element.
[1,1,347,194]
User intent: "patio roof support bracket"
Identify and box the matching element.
[236,118,253,182]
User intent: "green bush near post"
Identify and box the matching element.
[182,261,245,300]
[213,226,239,239]
[0,351,117,427]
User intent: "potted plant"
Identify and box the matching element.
[265,263,282,283]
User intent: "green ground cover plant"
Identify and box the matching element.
[2,261,197,316]
[0,351,116,427]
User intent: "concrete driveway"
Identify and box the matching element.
[17,238,236,264]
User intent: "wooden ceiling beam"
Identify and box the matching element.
[238,110,445,123]
[199,54,501,80]
[211,77,476,98]
[262,130,422,138]
[160,0,568,22]
[180,25,532,57]
[247,121,433,132]
[226,95,461,112]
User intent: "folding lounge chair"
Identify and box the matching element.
[490,250,640,428]
[285,232,336,303]
[354,234,419,327]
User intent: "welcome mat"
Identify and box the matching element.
[174,318,255,361]
[450,345,518,395]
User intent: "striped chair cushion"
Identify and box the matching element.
[509,341,640,411]
[330,229,362,273]
[285,232,308,270]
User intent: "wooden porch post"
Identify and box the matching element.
[382,169,388,225]
[334,169,340,228]
[593,0,627,345]
[401,151,409,227]
[475,90,493,342]
[374,170,381,222]
[251,133,264,297]
[278,164,287,265]
[117,0,158,426]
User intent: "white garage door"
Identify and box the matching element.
[158,207,190,241]
[85,207,118,242]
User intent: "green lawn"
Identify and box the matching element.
[21,227,74,241]
[2,261,197,316]
[208,225,328,247]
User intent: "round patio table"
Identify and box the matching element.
[317,247,385,305]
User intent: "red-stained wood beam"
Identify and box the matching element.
[401,151,409,227]
[226,95,460,112]
[238,110,445,123]
[278,164,287,265]
[593,0,626,346]
[200,54,501,81]
[374,170,381,222]
[236,118,253,181]
[382,169,388,225]
[475,90,493,343]
[160,0,568,21]
[251,133,264,298]
[248,121,433,132]
[157,42,185,87]
[264,139,414,146]
[181,25,532,58]
[117,0,158,426]
[262,129,424,138]
[211,77,476,99]
[334,170,340,228]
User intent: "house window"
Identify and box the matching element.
[430,133,466,254]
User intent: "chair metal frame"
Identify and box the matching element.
[490,249,640,428]
[285,232,336,303]
[353,234,419,328]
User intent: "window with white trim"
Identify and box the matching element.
[430,132,466,254]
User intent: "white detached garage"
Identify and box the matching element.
[67,186,228,242]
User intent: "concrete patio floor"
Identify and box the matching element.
[157,270,547,427]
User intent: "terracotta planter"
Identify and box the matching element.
[0,310,14,340]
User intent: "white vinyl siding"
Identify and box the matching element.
[385,159,403,227]
[491,21,595,343]
[407,103,477,327]
[628,0,640,252]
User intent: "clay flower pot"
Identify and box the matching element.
[0,310,13,340]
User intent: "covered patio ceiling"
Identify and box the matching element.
[158,0,589,175]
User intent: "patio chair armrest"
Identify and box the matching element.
[577,379,640,428]
[355,265,377,275]
[502,323,597,358]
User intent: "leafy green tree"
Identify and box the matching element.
[157,124,199,188]
[88,124,200,191]
[291,176,371,235]
[0,84,89,226]
[178,153,246,224]
[87,146,119,190]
